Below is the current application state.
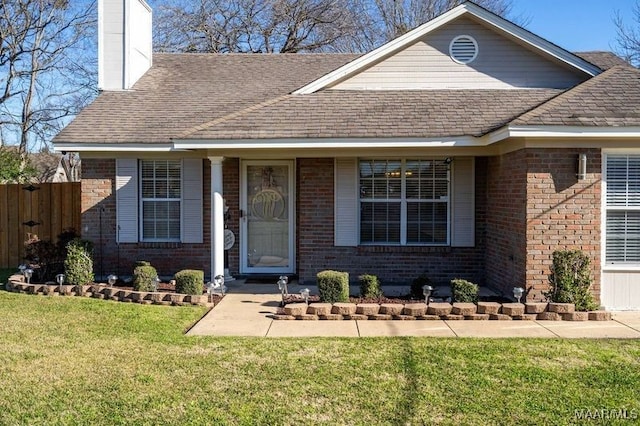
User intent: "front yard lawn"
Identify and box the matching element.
[1,290,639,425]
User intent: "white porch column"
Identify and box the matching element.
[209,156,225,280]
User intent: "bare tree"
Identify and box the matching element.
[615,1,640,66]
[0,0,97,156]
[152,0,359,53]
[152,0,515,54]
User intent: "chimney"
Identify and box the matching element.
[98,0,152,91]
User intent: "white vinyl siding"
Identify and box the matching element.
[359,159,449,245]
[116,158,203,244]
[334,158,359,246]
[331,17,586,90]
[116,158,139,243]
[605,155,640,264]
[451,157,475,247]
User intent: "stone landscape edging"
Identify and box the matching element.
[274,301,611,321]
[5,274,209,306]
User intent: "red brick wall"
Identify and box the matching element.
[524,148,601,302]
[485,151,528,297]
[81,158,212,279]
[223,158,240,275]
[484,148,602,302]
[296,158,488,286]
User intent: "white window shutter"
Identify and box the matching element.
[182,158,203,243]
[116,158,139,243]
[334,158,359,246]
[451,157,475,247]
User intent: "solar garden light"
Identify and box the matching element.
[152,276,160,292]
[107,274,118,288]
[213,274,226,296]
[56,274,65,292]
[300,288,310,305]
[206,281,215,303]
[18,264,27,275]
[422,285,433,305]
[277,276,289,306]
[513,287,524,304]
[24,268,33,284]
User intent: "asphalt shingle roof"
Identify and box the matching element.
[184,89,561,140]
[55,53,359,144]
[514,65,640,127]
[54,51,639,145]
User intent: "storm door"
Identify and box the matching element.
[240,161,295,274]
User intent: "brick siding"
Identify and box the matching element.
[485,148,602,302]
[81,158,212,279]
[84,151,602,302]
[296,158,488,286]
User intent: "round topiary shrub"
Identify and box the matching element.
[317,270,349,303]
[174,269,204,295]
[450,279,479,303]
[359,274,382,299]
[64,238,94,285]
[411,273,433,299]
[133,261,158,292]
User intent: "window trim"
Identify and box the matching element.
[358,158,451,246]
[139,159,182,242]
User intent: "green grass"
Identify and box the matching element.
[1,291,639,425]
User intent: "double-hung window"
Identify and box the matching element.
[605,154,640,264]
[359,159,449,245]
[140,160,181,241]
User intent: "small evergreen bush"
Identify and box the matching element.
[411,274,433,299]
[450,279,479,303]
[359,274,382,299]
[546,249,597,311]
[174,269,204,295]
[317,270,349,303]
[64,238,94,285]
[133,261,158,292]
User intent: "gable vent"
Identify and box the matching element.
[449,35,478,64]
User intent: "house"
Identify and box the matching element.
[53,0,640,310]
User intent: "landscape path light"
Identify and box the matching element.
[214,274,226,295]
[107,274,118,287]
[422,285,433,305]
[18,264,26,275]
[513,287,524,304]
[277,276,289,306]
[56,273,65,293]
[300,288,310,305]
[24,268,33,284]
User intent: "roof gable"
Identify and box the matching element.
[294,1,602,94]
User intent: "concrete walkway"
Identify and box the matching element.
[187,282,640,338]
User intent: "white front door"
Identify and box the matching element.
[240,161,295,274]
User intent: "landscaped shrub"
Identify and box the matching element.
[64,238,94,285]
[546,249,597,311]
[174,269,204,295]
[450,279,479,303]
[359,274,382,299]
[411,273,433,299]
[24,228,79,282]
[317,270,349,303]
[133,261,158,292]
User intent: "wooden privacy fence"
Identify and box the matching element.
[0,182,81,269]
